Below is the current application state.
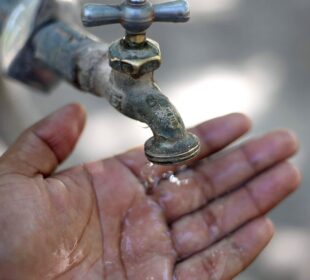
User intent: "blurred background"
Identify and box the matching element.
[0,0,310,279]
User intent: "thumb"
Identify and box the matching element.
[0,104,86,177]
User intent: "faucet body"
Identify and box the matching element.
[102,70,200,164]
[0,0,200,165]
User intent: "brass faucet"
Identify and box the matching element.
[0,0,200,165]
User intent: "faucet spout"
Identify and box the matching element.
[107,71,200,165]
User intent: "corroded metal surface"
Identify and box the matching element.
[33,21,107,87]
[0,0,200,165]
[82,0,190,79]
[82,0,190,34]
[82,0,200,165]
[92,69,200,165]
[109,37,161,78]
[81,0,200,164]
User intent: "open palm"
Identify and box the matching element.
[0,104,300,280]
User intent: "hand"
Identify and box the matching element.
[0,104,300,280]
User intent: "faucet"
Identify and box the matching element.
[0,0,200,165]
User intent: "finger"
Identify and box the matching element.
[121,198,176,280]
[171,162,300,259]
[174,217,274,280]
[0,104,86,177]
[153,130,299,222]
[118,113,251,178]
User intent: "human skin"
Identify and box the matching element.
[0,104,300,279]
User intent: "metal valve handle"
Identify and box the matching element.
[82,0,190,34]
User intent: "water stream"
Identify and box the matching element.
[140,163,191,194]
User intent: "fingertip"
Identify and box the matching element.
[228,112,252,132]
[272,129,299,154]
[0,104,88,177]
[198,112,252,136]
[250,217,274,253]
[193,112,252,154]
[60,103,87,130]
[39,103,87,129]
[34,103,87,163]
[293,165,302,188]
[285,129,300,153]
[285,162,302,193]
[70,102,86,118]
[233,217,275,255]
[264,217,275,239]
[68,103,87,136]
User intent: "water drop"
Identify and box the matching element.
[140,163,161,192]
[140,163,192,193]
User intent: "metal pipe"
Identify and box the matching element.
[32,21,109,90]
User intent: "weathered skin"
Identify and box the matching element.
[0,104,300,279]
